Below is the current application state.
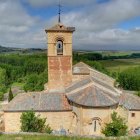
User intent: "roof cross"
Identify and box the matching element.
[58,0,62,23]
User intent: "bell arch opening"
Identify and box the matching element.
[56,40,63,55]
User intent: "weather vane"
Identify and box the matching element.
[58,0,62,23]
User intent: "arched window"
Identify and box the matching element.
[56,40,63,55]
[88,117,102,134]
[94,120,97,132]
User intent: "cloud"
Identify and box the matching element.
[0,0,140,50]
[60,0,140,50]
[27,0,94,7]
[0,0,45,48]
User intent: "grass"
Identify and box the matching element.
[12,82,25,91]
[99,58,140,73]
[0,134,140,140]
[12,82,25,87]
[100,51,140,57]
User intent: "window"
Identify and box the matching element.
[131,113,135,117]
[56,40,63,55]
[94,120,97,132]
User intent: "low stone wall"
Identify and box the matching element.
[4,111,74,133]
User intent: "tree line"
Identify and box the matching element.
[0,53,48,100]
[73,52,140,61]
[0,52,140,100]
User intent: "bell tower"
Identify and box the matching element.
[45,24,75,91]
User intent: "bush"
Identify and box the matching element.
[20,110,51,133]
[102,112,128,137]
[44,124,53,134]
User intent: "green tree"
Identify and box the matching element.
[24,70,48,92]
[20,110,52,133]
[8,87,14,102]
[24,74,39,92]
[0,68,7,100]
[102,112,128,137]
[118,67,140,91]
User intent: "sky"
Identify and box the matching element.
[0,0,140,50]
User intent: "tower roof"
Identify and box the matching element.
[45,24,75,33]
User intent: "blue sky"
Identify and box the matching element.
[118,17,140,30]
[0,0,140,50]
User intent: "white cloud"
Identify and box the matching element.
[59,0,140,50]
[0,0,45,48]
[0,0,140,50]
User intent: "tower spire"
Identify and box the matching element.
[58,0,61,23]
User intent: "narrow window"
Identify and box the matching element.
[131,113,135,117]
[94,120,96,132]
[56,40,63,55]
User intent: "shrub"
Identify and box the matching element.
[20,111,47,133]
[44,124,53,134]
[102,112,128,137]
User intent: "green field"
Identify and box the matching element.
[101,51,138,57]
[0,134,140,140]
[99,58,140,73]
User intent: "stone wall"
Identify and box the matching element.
[4,111,74,132]
[72,75,89,82]
[48,56,72,90]
[72,103,116,136]
[0,111,4,131]
[4,108,140,135]
[47,32,73,56]
[47,31,73,91]
[72,105,134,136]
[82,107,114,136]
[128,111,140,130]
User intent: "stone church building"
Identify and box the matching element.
[3,23,140,136]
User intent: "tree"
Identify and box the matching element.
[24,70,48,92]
[24,74,39,92]
[102,112,128,137]
[20,110,52,133]
[0,68,7,100]
[118,67,140,91]
[8,87,14,102]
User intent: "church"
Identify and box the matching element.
[3,19,140,136]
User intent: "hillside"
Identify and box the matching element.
[0,46,17,53]
[0,45,46,54]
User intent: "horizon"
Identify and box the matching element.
[0,0,140,50]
